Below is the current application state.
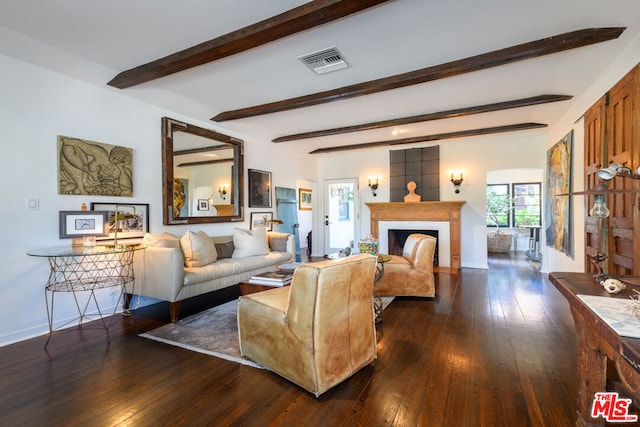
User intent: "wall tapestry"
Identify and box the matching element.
[57,135,133,196]
[544,130,572,257]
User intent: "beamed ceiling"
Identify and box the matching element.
[1,0,640,154]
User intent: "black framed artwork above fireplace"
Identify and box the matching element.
[388,229,438,265]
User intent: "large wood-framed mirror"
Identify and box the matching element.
[162,117,244,225]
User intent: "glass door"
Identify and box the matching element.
[324,178,359,255]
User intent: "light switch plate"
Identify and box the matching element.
[26,197,39,210]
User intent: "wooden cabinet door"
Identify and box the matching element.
[583,96,606,274]
[583,64,639,276]
[605,67,639,275]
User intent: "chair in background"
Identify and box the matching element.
[237,254,377,397]
[375,233,436,297]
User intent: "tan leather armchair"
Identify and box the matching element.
[237,254,377,397]
[375,234,436,297]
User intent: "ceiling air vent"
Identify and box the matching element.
[298,47,350,75]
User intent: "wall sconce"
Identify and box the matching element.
[368,177,379,197]
[218,185,228,200]
[450,172,464,194]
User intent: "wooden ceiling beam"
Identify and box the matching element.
[308,123,548,154]
[107,0,391,89]
[213,27,624,122]
[273,94,572,142]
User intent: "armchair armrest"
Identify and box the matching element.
[131,246,185,302]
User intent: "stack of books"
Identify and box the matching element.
[248,271,293,286]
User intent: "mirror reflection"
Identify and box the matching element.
[162,117,244,225]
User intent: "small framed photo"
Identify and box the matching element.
[248,169,271,208]
[250,211,273,230]
[197,199,210,211]
[299,188,312,210]
[59,211,108,239]
[90,202,149,240]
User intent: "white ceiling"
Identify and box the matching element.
[1,0,640,153]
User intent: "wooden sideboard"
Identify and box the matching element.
[549,272,640,425]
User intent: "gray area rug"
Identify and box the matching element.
[140,297,394,368]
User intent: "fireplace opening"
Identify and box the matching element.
[388,229,438,265]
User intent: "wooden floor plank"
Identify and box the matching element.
[0,253,578,426]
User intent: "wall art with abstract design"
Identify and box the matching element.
[173,178,189,217]
[544,130,572,257]
[57,135,133,196]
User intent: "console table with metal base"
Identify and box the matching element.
[28,244,146,348]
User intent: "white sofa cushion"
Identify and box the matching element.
[143,232,180,249]
[181,230,218,267]
[232,227,269,258]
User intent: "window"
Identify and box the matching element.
[486,184,510,228]
[486,182,541,228]
[512,182,541,227]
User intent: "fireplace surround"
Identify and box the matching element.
[366,201,464,269]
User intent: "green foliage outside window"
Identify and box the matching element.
[486,186,512,231]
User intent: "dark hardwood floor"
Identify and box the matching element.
[0,253,579,426]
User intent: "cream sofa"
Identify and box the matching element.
[129,227,294,322]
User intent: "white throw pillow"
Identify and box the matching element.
[142,232,180,249]
[180,231,218,267]
[232,227,269,258]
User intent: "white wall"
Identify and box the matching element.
[0,52,315,346]
[316,132,548,269]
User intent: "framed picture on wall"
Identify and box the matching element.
[250,211,273,230]
[248,169,271,208]
[197,199,209,211]
[299,188,312,210]
[90,202,149,240]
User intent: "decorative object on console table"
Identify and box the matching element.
[91,203,149,242]
[299,188,312,210]
[248,271,293,286]
[59,211,108,240]
[248,169,271,208]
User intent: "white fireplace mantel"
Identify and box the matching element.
[366,201,464,269]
